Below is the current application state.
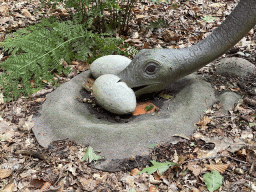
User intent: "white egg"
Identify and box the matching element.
[90,55,131,79]
[92,74,136,115]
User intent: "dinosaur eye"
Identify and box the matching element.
[144,63,158,75]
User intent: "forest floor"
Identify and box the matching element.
[0,0,256,191]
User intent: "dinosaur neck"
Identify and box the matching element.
[169,0,256,77]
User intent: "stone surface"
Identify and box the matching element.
[215,57,256,77]
[92,74,136,115]
[218,92,242,114]
[32,57,246,171]
[90,55,131,79]
[33,71,217,171]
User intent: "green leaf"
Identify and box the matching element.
[202,15,216,23]
[81,146,103,163]
[145,104,154,111]
[203,171,223,192]
[138,160,178,176]
[172,4,178,9]
[190,142,195,147]
[161,94,172,99]
[148,143,158,149]
[249,122,254,127]
[0,17,135,101]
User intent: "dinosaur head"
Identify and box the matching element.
[117,49,179,97]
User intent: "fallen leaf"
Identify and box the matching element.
[136,15,144,20]
[188,162,202,176]
[0,169,12,179]
[131,168,140,176]
[0,120,17,134]
[21,9,32,18]
[30,179,45,189]
[78,177,97,191]
[22,115,35,131]
[143,42,150,49]
[81,146,103,163]
[0,5,9,14]
[240,131,253,140]
[3,130,15,142]
[148,185,158,192]
[60,8,69,17]
[139,160,178,176]
[15,12,25,18]
[178,155,187,164]
[32,88,53,97]
[40,182,52,191]
[83,77,95,92]
[71,60,90,71]
[205,164,229,173]
[149,175,162,184]
[77,63,90,71]
[191,188,201,192]
[172,134,190,140]
[3,183,15,192]
[133,101,158,116]
[219,85,226,90]
[0,17,10,25]
[209,3,225,8]
[173,150,179,163]
[203,171,222,192]
[162,30,175,42]
[35,98,46,103]
[60,58,69,67]
[197,116,211,126]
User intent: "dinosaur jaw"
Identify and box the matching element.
[131,83,163,97]
[131,85,148,92]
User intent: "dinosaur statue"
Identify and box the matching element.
[117,0,256,97]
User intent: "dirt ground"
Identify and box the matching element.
[0,0,256,191]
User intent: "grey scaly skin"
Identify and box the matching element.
[117,0,256,97]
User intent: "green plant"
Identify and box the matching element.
[145,104,154,111]
[190,142,195,147]
[42,0,137,35]
[202,15,216,23]
[138,160,178,176]
[249,122,255,127]
[0,17,132,101]
[81,146,103,163]
[148,143,158,149]
[203,171,223,192]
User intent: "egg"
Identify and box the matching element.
[90,55,131,79]
[92,74,136,115]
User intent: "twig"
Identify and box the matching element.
[214,115,233,118]
[18,150,47,161]
[244,97,256,106]
[182,155,248,164]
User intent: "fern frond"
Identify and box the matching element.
[0,17,134,101]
